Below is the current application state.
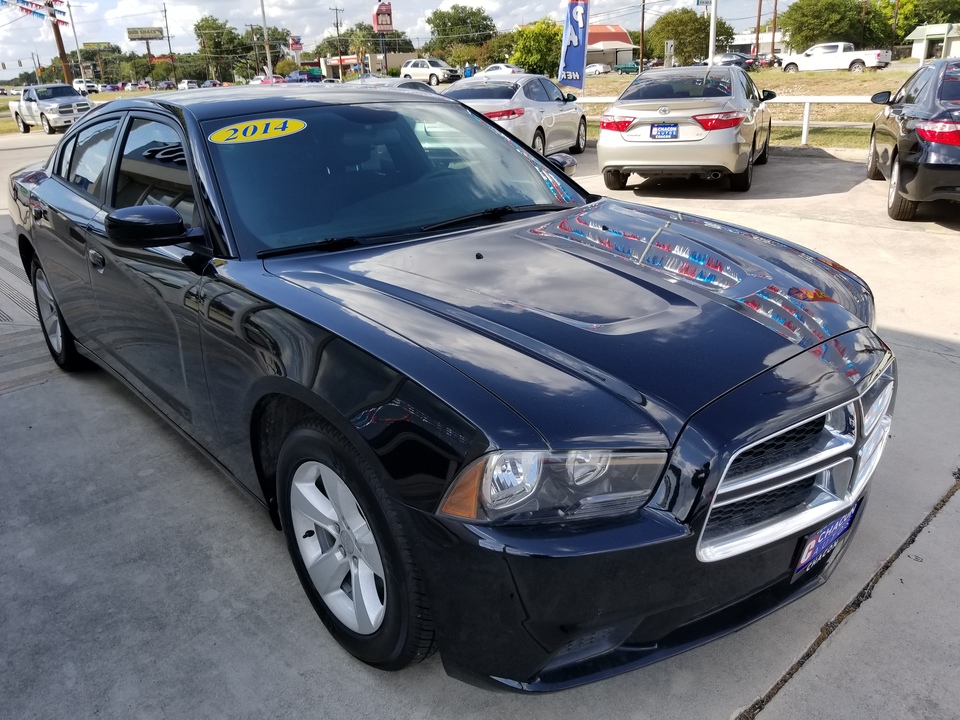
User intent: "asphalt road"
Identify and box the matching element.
[1,131,959,720]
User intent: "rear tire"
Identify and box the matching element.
[850,61,865,73]
[866,133,884,181]
[15,113,30,133]
[603,169,628,191]
[31,257,81,370]
[277,418,435,669]
[730,142,755,192]
[570,118,587,154]
[886,155,918,221]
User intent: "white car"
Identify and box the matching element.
[178,79,199,90]
[442,75,587,156]
[475,63,526,76]
[585,63,611,76]
[72,78,98,94]
[400,58,461,85]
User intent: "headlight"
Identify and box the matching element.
[439,450,667,523]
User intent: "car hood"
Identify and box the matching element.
[265,199,869,446]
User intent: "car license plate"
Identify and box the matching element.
[650,123,678,139]
[794,502,860,577]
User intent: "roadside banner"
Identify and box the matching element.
[558,0,590,89]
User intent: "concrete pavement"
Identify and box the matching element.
[1,132,958,719]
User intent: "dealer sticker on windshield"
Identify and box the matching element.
[794,501,860,577]
[208,118,306,144]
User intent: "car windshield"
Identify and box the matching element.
[36,86,81,100]
[428,60,452,68]
[202,101,584,256]
[443,83,517,100]
[620,71,732,101]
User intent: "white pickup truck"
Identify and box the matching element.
[780,43,892,73]
[9,84,93,134]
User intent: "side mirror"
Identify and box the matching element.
[870,90,892,105]
[565,93,577,102]
[105,205,199,247]
[547,152,577,177]
[761,89,777,102]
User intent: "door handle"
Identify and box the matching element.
[87,248,106,273]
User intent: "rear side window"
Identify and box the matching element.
[445,84,517,100]
[939,62,960,102]
[620,73,732,101]
[523,80,549,102]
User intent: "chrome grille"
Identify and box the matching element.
[698,362,895,562]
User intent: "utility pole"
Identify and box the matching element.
[248,24,262,75]
[860,0,866,48]
[639,0,645,65]
[331,7,343,80]
[66,1,86,86]
[754,0,762,56]
[259,0,273,79]
[45,0,73,83]
[890,0,900,51]
[707,0,718,65]
[163,3,177,83]
[770,0,778,56]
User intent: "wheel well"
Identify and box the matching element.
[251,393,320,529]
[18,235,35,276]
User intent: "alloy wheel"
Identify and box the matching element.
[34,268,62,354]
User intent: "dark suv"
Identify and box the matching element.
[286,70,322,83]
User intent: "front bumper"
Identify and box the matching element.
[411,328,895,691]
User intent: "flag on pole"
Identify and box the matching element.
[558,0,590,90]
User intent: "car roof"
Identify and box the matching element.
[640,66,734,78]
[89,84,453,122]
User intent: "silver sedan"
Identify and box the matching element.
[596,66,775,192]
[443,75,587,155]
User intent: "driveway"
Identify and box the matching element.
[2,134,958,720]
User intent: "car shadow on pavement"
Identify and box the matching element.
[627,159,864,201]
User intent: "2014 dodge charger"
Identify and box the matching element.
[9,85,896,691]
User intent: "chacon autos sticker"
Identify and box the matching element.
[208,118,306,144]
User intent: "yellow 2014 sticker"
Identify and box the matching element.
[208,118,306,144]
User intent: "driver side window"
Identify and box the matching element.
[112,118,196,227]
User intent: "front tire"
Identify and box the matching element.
[31,257,81,370]
[15,113,30,133]
[784,63,798,73]
[277,418,435,669]
[886,154,918,221]
[570,117,587,154]
[40,114,55,135]
[532,128,545,155]
[866,132,884,180]
[428,74,439,86]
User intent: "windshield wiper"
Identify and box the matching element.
[257,237,363,259]
[421,203,575,232]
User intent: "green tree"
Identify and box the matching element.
[194,15,244,81]
[878,0,960,43]
[274,58,297,76]
[476,32,516,66]
[447,43,481,67]
[348,22,374,72]
[151,60,174,81]
[424,4,497,54]
[779,0,890,50]
[510,19,562,76]
[645,8,734,64]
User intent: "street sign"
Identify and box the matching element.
[372,2,393,33]
[127,27,164,41]
[82,42,113,50]
[290,36,303,51]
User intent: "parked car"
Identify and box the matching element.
[597,66,775,191]
[400,58,461,85]
[474,63,526,76]
[9,83,92,134]
[614,60,642,74]
[346,75,435,93]
[443,75,587,155]
[713,52,758,71]
[0,88,7,96]
[9,84,896,693]
[286,70,323,83]
[259,75,287,84]
[101,83,122,92]
[585,63,611,76]
[178,79,199,90]
[757,52,782,68]
[866,58,960,220]
[781,42,892,73]
[201,80,222,88]
[156,80,176,90]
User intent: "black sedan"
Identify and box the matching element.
[9,86,896,691]
[868,58,960,220]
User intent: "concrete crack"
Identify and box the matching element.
[735,467,960,720]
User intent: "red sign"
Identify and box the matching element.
[150,55,173,64]
[372,2,393,33]
[290,36,303,51]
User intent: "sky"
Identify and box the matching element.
[0,0,779,77]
